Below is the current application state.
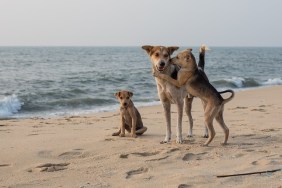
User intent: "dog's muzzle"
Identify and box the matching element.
[156,61,166,72]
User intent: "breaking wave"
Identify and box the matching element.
[212,77,282,89]
[0,95,23,118]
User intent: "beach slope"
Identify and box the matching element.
[0,86,281,187]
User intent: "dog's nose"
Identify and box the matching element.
[123,102,127,106]
[160,61,165,67]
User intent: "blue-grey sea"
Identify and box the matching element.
[0,47,281,118]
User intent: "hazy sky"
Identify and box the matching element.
[1,0,282,46]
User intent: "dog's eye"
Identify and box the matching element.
[176,56,179,59]
[155,53,159,57]
[126,96,129,99]
[164,54,168,58]
[120,97,123,99]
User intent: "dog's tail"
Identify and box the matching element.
[198,44,210,71]
[219,89,235,104]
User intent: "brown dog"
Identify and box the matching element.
[112,90,147,137]
[154,49,234,146]
[142,45,190,143]
[142,45,210,143]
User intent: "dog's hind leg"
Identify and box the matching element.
[136,126,147,135]
[201,100,209,138]
[184,96,194,137]
[215,107,229,145]
[161,101,172,143]
[203,106,217,146]
[112,129,121,136]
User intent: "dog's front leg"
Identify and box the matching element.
[161,101,171,143]
[176,100,184,143]
[129,109,137,138]
[119,113,125,137]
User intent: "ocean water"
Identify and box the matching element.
[0,47,281,118]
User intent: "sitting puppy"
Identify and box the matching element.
[154,49,234,146]
[112,90,147,137]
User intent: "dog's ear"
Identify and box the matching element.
[186,48,193,52]
[168,46,179,55]
[127,91,133,98]
[114,91,121,98]
[142,45,154,55]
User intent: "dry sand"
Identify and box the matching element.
[0,86,281,188]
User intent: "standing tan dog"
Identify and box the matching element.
[142,46,191,143]
[154,49,234,146]
[112,90,147,137]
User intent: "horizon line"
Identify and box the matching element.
[0,45,282,48]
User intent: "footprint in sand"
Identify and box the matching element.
[121,151,169,161]
[119,154,129,159]
[145,156,169,162]
[182,152,208,161]
[28,163,70,172]
[104,138,116,141]
[0,129,11,133]
[244,149,255,152]
[251,161,258,165]
[131,151,160,157]
[125,167,148,179]
[178,184,190,188]
[38,150,53,158]
[232,153,245,158]
[0,164,10,167]
[233,106,248,110]
[261,128,276,132]
[251,108,266,112]
[251,157,282,166]
[27,133,39,136]
[58,151,82,159]
[166,148,180,153]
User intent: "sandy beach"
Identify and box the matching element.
[0,86,281,188]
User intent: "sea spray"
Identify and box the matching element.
[0,95,23,118]
[262,78,282,86]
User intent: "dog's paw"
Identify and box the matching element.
[187,134,193,138]
[160,140,169,144]
[131,134,137,138]
[176,137,183,144]
[203,134,209,138]
[201,142,209,147]
[112,132,120,136]
[200,143,207,147]
[203,128,208,138]
[119,133,125,137]
[160,137,171,144]
[220,142,228,146]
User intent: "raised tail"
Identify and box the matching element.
[197,44,210,71]
[219,89,235,104]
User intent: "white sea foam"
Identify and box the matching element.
[262,78,282,86]
[0,94,23,118]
